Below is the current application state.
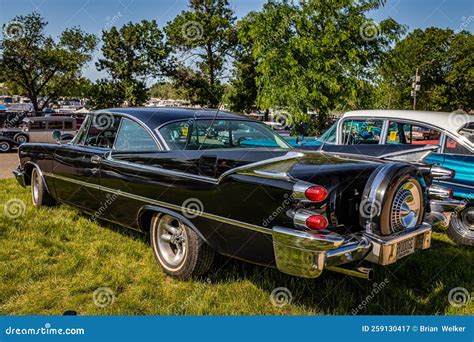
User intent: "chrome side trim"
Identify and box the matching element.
[44,172,271,235]
[439,180,474,191]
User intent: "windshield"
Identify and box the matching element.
[159,119,291,150]
[317,121,337,143]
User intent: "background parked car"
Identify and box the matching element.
[293,110,474,246]
[0,116,76,146]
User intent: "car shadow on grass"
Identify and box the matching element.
[78,212,472,315]
[204,237,473,315]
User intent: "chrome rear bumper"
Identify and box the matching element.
[272,223,432,278]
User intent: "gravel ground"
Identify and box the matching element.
[0,151,19,179]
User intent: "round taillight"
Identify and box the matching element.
[305,215,328,230]
[304,186,328,202]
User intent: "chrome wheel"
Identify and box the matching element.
[391,180,422,232]
[32,169,40,205]
[155,215,188,270]
[16,135,27,144]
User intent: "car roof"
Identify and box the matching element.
[99,107,251,128]
[343,110,474,136]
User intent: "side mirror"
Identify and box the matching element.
[52,130,62,144]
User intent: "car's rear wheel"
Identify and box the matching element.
[31,168,56,207]
[0,141,11,153]
[447,205,474,246]
[150,213,214,279]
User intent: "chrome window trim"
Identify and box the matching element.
[43,172,271,235]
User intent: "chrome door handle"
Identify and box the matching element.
[90,155,103,164]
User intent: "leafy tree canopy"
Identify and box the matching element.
[239,0,404,128]
[377,27,474,111]
[165,0,238,107]
[0,12,97,112]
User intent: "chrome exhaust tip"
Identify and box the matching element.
[327,266,374,281]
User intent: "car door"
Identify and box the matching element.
[52,113,121,212]
[437,135,474,198]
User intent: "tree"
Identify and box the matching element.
[165,0,237,107]
[239,0,404,132]
[0,12,97,112]
[95,20,169,106]
[376,28,474,111]
[149,82,188,100]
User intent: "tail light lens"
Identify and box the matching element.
[304,186,328,202]
[306,215,328,230]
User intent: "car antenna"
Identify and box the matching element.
[197,101,223,151]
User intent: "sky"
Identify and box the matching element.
[1,0,473,81]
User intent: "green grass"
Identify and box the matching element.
[0,178,472,315]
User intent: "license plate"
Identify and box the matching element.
[396,237,415,259]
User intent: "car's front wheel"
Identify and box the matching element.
[31,168,56,207]
[447,205,474,246]
[150,213,214,280]
[14,133,29,144]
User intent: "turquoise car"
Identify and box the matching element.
[288,110,474,246]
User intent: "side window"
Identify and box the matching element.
[159,121,191,150]
[318,121,337,143]
[114,118,158,152]
[444,137,472,155]
[64,121,73,129]
[340,119,383,145]
[47,121,63,129]
[83,114,121,148]
[159,119,289,150]
[386,122,440,145]
[29,120,46,129]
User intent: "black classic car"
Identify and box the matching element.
[13,108,456,280]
